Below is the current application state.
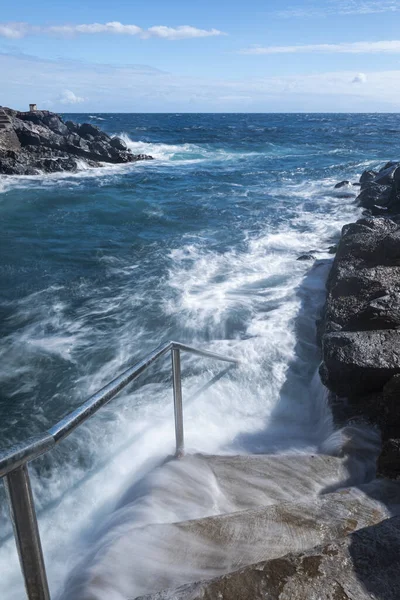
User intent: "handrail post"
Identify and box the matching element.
[4,465,50,600]
[171,347,184,457]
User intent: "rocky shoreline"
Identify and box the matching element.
[0,107,153,175]
[319,161,400,479]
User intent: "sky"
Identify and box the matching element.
[1,0,400,112]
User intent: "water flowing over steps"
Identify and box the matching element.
[63,445,400,600]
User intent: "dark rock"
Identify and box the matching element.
[360,169,377,185]
[0,106,153,174]
[380,375,400,441]
[320,330,400,398]
[375,165,400,186]
[79,122,109,140]
[334,180,351,189]
[65,120,78,133]
[328,245,337,254]
[110,136,128,151]
[377,439,400,479]
[380,161,400,172]
[15,128,41,147]
[357,182,392,209]
[297,254,315,261]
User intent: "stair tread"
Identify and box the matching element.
[135,515,400,600]
[75,480,400,600]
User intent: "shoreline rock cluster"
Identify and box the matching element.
[0,107,153,175]
[319,161,400,479]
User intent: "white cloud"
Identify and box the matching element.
[146,26,224,40]
[276,0,400,17]
[0,22,30,39]
[0,21,225,40]
[241,40,400,55]
[352,72,367,83]
[58,89,85,105]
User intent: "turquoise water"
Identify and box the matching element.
[0,113,399,598]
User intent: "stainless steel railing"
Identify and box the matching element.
[0,341,238,600]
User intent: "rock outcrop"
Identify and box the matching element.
[356,161,400,213]
[320,168,400,479]
[0,107,153,175]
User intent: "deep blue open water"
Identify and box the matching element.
[1,113,399,598]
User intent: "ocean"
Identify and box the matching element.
[0,113,399,598]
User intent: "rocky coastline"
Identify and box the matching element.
[0,107,153,175]
[319,161,400,479]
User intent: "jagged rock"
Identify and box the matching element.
[320,330,400,398]
[375,165,400,186]
[319,218,400,339]
[78,122,109,140]
[110,136,128,151]
[297,254,315,261]
[378,439,400,479]
[357,182,392,209]
[381,161,400,172]
[65,120,78,133]
[360,169,377,185]
[335,180,351,189]
[356,163,400,212]
[0,106,153,174]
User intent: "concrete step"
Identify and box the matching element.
[60,478,400,599]
[137,515,400,600]
[113,452,350,527]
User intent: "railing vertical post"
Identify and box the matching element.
[171,347,184,457]
[4,464,50,600]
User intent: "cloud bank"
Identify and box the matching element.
[0,22,225,40]
[1,52,400,113]
[276,0,400,17]
[241,40,400,54]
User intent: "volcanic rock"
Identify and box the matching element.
[0,106,153,175]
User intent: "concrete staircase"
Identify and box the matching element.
[0,108,11,130]
[60,439,400,600]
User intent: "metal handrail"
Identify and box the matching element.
[0,341,238,600]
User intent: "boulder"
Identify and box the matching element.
[79,122,109,140]
[360,169,377,185]
[320,330,400,398]
[380,161,400,172]
[357,183,392,209]
[297,254,315,261]
[110,136,128,151]
[334,180,351,189]
[375,165,400,186]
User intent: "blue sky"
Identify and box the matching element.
[1,0,400,111]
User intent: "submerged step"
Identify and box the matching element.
[137,515,400,600]
[59,479,400,600]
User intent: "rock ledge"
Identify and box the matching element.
[0,107,153,175]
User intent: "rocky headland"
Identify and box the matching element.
[319,161,400,479]
[0,107,153,175]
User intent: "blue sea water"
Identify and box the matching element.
[0,113,399,598]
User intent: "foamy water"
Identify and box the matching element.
[1,112,397,599]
